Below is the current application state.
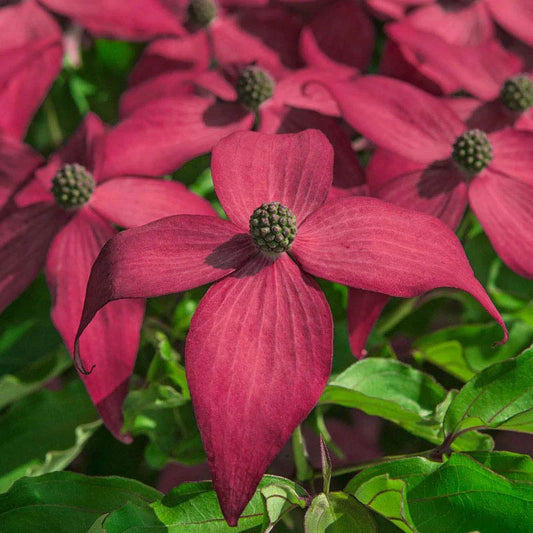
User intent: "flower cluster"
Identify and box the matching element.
[1,0,531,527]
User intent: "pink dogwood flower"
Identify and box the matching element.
[105,32,360,197]
[320,75,533,352]
[0,0,62,140]
[74,129,505,524]
[0,113,214,440]
[366,0,533,46]
[380,23,523,97]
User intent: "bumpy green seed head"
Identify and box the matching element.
[452,129,493,174]
[187,0,216,28]
[500,74,533,112]
[51,163,95,209]
[250,202,297,255]
[236,66,275,111]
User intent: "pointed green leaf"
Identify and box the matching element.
[319,359,491,450]
[0,381,100,492]
[407,454,533,533]
[352,475,416,533]
[444,347,533,439]
[468,451,533,482]
[304,492,377,532]
[93,475,307,532]
[0,472,162,533]
[414,320,533,380]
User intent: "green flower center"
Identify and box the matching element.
[500,74,533,112]
[250,202,297,255]
[236,66,275,112]
[51,163,95,209]
[187,0,216,28]
[452,129,493,175]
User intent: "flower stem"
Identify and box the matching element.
[44,96,63,148]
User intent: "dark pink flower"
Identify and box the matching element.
[320,75,533,354]
[0,0,62,139]
[107,32,358,196]
[0,113,214,440]
[38,0,183,40]
[368,0,533,46]
[445,72,533,134]
[74,129,505,524]
[299,0,375,73]
[380,23,523,97]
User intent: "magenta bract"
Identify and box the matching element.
[74,129,506,524]
[0,113,214,440]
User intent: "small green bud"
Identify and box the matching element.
[452,129,493,175]
[250,202,297,255]
[500,74,533,112]
[51,163,95,209]
[236,66,275,111]
[187,0,216,28]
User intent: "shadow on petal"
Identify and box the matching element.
[417,159,464,199]
[205,233,259,273]
[202,101,251,127]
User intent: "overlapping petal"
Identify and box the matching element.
[291,196,506,338]
[0,137,43,208]
[469,170,533,279]
[320,76,464,163]
[347,289,390,358]
[300,0,374,72]
[211,129,333,230]
[407,3,493,45]
[45,208,145,441]
[259,107,365,199]
[35,113,107,188]
[102,97,254,178]
[90,177,215,227]
[488,129,533,185]
[74,215,257,356]
[0,203,66,313]
[369,154,468,229]
[486,0,533,47]
[39,0,183,40]
[0,0,62,139]
[186,253,332,525]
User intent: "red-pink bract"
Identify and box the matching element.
[320,75,533,281]
[0,113,215,440]
[0,0,62,139]
[74,130,506,525]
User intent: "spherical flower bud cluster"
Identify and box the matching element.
[249,202,297,254]
[452,129,493,174]
[501,74,533,112]
[187,0,216,28]
[51,163,95,208]
[236,66,275,111]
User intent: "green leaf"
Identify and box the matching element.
[347,454,533,533]
[413,320,533,380]
[320,436,332,495]
[467,451,533,482]
[352,475,415,533]
[0,471,162,533]
[95,475,307,532]
[319,359,444,445]
[0,381,100,493]
[444,347,533,440]
[406,454,533,533]
[0,347,71,409]
[320,359,492,451]
[304,492,377,532]
[292,425,314,482]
